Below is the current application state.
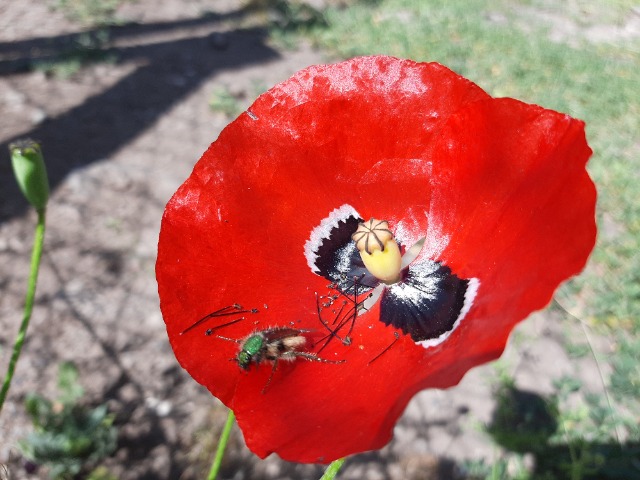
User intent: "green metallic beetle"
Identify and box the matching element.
[219,327,331,370]
[181,305,344,392]
[217,327,344,392]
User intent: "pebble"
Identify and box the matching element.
[145,396,172,417]
[30,107,47,125]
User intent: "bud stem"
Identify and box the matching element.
[0,208,46,414]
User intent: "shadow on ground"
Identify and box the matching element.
[0,7,280,222]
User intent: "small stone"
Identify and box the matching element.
[30,107,47,125]
[264,460,280,478]
[155,400,172,417]
[145,396,172,417]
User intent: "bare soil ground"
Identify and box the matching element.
[0,1,614,479]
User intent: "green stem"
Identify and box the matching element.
[320,458,346,480]
[0,208,46,414]
[207,409,236,480]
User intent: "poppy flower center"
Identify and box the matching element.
[352,219,402,285]
[305,205,480,345]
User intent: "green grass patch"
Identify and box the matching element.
[32,30,117,78]
[50,0,124,27]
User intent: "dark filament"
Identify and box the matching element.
[181,304,257,335]
[315,275,372,352]
[368,332,400,365]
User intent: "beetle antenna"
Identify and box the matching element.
[215,335,242,345]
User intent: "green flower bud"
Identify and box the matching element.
[9,139,49,212]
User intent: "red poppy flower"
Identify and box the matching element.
[156,56,596,463]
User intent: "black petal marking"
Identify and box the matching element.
[304,205,379,292]
[380,259,479,345]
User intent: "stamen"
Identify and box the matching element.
[315,276,371,352]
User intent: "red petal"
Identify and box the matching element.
[426,97,596,356]
[156,56,595,462]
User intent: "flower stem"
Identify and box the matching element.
[207,409,236,480]
[320,458,346,480]
[0,208,46,414]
